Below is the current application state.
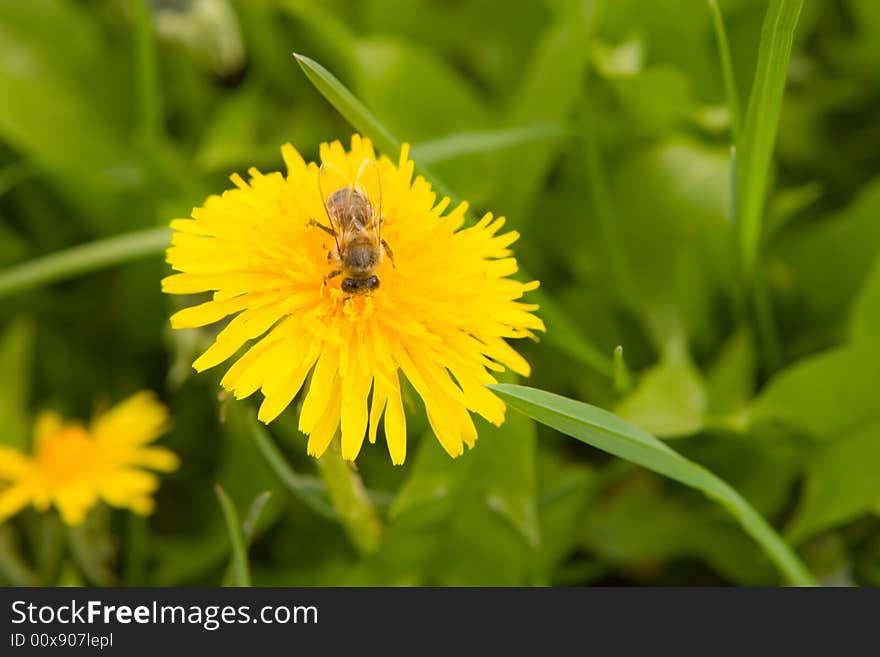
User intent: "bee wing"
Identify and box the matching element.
[354,158,382,237]
[317,161,350,250]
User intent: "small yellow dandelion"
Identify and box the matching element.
[163,135,544,464]
[0,392,179,526]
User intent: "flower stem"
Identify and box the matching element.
[315,439,382,557]
[0,227,170,299]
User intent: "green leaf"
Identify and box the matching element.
[736,0,804,275]
[384,375,540,585]
[611,138,733,348]
[492,3,592,219]
[386,416,539,585]
[774,179,880,327]
[706,327,757,424]
[614,346,708,438]
[392,387,540,550]
[787,421,880,544]
[536,452,597,582]
[764,181,824,244]
[581,472,779,585]
[214,485,251,587]
[751,339,880,439]
[0,317,34,449]
[489,383,815,586]
[850,256,880,340]
[602,65,697,139]
[0,0,138,189]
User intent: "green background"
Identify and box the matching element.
[0,0,879,586]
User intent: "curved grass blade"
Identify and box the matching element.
[294,53,400,159]
[214,484,251,587]
[294,53,614,381]
[489,383,816,586]
[0,227,170,299]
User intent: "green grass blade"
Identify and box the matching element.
[0,227,170,299]
[737,0,804,274]
[214,485,251,587]
[248,418,339,520]
[294,53,400,158]
[294,53,614,381]
[130,0,163,177]
[411,123,573,166]
[241,490,273,540]
[294,52,463,205]
[489,383,816,586]
[612,345,633,395]
[736,0,803,375]
[708,0,741,141]
[221,491,272,587]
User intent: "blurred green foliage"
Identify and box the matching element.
[0,0,879,586]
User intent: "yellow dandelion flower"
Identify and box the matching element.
[0,392,179,526]
[163,135,544,464]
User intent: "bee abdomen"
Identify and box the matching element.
[344,239,380,273]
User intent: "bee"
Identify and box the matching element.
[309,159,394,295]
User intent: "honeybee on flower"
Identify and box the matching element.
[163,135,544,464]
[309,158,394,296]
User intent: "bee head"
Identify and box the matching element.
[341,276,380,295]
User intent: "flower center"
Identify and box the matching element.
[34,425,98,485]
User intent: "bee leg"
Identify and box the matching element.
[381,238,396,268]
[308,218,337,237]
[324,269,342,282]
